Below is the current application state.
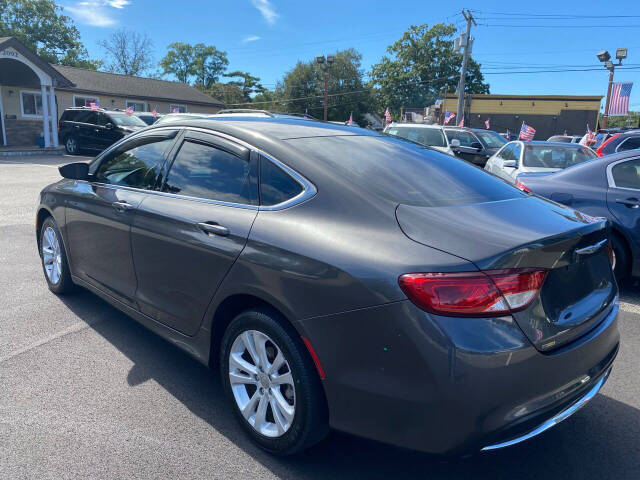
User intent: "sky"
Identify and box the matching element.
[58,0,640,110]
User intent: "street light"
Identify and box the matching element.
[316,54,335,121]
[597,47,627,128]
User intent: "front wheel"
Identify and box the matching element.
[220,308,328,455]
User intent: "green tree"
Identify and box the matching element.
[205,82,245,106]
[224,71,265,100]
[369,23,489,114]
[0,0,99,68]
[160,42,194,83]
[266,48,369,122]
[192,44,229,88]
[606,111,640,128]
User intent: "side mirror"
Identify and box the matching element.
[105,122,115,129]
[450,139,461,148]
[470,141,482,150]
[503,160,517,168]
[59,162,89,180]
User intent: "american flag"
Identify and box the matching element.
[608,82,633,116]
[519,122,536,141]
[505,129,511,140]
[586,124,595,144]
[484,118,490,129]
[458,116,464,127]
[444,111,455,125]
[125,106,134,115]
[89,102,99,111]
[172,107,179,113]
[348,112,354,126]
[384,108,392,123]
[152,108,158,118]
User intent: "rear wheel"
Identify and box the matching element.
[220,308,328,455]
[610,233,630,282]
[65,136,79,155]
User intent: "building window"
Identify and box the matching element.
[170,104,187,113]
[126,100,147,112]
[20,91,43,117]
[73,95,100,107]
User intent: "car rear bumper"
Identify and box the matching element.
[297,299,619,455]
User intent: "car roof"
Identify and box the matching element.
[520,140,590,147]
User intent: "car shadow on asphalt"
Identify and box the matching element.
[60,290,640,480]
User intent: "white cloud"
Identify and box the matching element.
[64,0,132,27]
[250,0,278,25]
[242,35,261,43]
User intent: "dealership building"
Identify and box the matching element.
[0,37,225,149]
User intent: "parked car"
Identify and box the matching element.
[134,112,161,125]
[58,107,147,155]
[485,141,597,184]
[154,112,216,124]
[517,150,640,280]
[37,117,618,456]
[548,135,583,143]
[383,123,454,155]
[444,127,507,166]
[579,127,638,149]
[593,130,640,157]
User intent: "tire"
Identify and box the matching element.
[39,216,75,294]
[65,135,80,155]
[610,233,630,283]
[220,308,329,455]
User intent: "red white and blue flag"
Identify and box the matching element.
[484,118,490,129]
[172,107,179,113]
[443,111,455,125]
[125,106,134,115]
[519,122,536,141]
[586,124,595,144]
[609,82,633,116]
[90,102,99,111]
[348,112,354,126]
[505,129,511,140]
[458,116,464,127]
[152,108,158,118]
[384,108,392,123]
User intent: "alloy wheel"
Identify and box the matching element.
[228,330,296,437]
[42,226,62,285]
[66,137,77,154]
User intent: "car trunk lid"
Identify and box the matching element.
[396,196,616,351]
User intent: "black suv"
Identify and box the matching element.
[58,107,147,155]
[443,127,507,166]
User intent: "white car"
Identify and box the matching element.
[484,141,597,184]
[383,123,455,155]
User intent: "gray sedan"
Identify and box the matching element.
[485,141,597,184]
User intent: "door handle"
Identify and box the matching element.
[112,200,134,213]
[616,197,640,208]
[197,222,229,237]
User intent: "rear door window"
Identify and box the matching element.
[617,136,640,152]
[389,127,446,148]
[446,130,476,147]
[260,157,303,206]
[163,140,256,205]
[612,159,640,189]
[497,144,515,160]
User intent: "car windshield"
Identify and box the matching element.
[386,127,446,148]
[474,131,507,148]
[108,113,147,127]
[522,144,596,169]
[288,135,524,207]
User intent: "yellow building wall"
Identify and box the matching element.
[441,96,602,116]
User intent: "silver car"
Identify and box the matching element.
[485,141,597,183]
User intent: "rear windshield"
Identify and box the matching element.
[386,127,446,148]
[522,144,596,169]
[474,131,507,148]
[548,136,572,143]
[287,135,524,207]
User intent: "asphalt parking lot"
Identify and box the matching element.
[1,155,640,480]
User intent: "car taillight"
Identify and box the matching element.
[399,269,547,317]
[595,133,620,157]
[515,180,532,193]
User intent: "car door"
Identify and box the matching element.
[489,143,515,179]
[446,130,485,165]
[131,130,259,335]
[63,130,178,307]
[606,156,640,241]
[615,135,640,153]
[94,112,120,151]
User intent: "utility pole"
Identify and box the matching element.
[316,54,335,121]
[603,69,614,129]
[456,10,476,122]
